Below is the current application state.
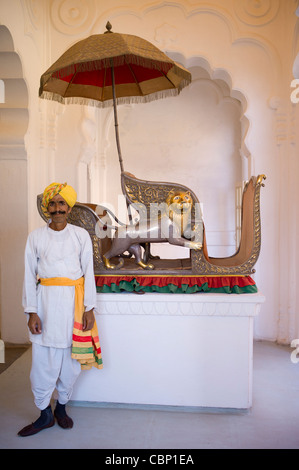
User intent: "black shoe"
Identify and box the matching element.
[18,405,55,437]
[54,401,73,429]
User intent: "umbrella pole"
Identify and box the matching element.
[110,60,124,173]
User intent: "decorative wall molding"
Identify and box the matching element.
[50,0,96,35]
[21,0,46,63]
[289,103,297,146]
[38,100,64,150]
[269,96,297,147]
[77,106,97,202]
[22,0,43,31]
[154,22,178,49]
[97,292,265,317]
[79,106,97,166]
[234,0,280,27]
[269,96,288,145]
[91,1,239,43]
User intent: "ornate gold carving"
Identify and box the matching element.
[125,182,178,207]
[123,172,198,211]
[257,174,266,186]
[122,173,200,234]
[191,175,266,275]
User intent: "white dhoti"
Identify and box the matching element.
[30,343,81,410]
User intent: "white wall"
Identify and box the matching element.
[0,0,299,345]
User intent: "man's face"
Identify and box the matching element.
[48,193,71,222]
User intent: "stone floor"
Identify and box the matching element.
[0,340,299,450]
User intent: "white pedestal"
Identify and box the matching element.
[71,292,265,410]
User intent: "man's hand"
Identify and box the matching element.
[28,313,42,334]
[82,309,95,331]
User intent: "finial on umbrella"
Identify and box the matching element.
[105,21,113,33]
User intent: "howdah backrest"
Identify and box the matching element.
[121,171,200,225]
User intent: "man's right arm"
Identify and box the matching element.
[23,232,39,318]
[27,313,42,334]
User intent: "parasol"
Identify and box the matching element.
[39,22,192,172]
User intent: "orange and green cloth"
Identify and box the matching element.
[40,276,103,370]
[95,274,257,294]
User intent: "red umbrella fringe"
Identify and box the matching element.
[42,54,190,81]
[39,86,189,108]
[50,56,173,78]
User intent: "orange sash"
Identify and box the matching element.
[40,277,103,370]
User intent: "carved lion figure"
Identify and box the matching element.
[103,190,203,270]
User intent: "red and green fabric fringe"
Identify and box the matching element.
[95,275,258,294]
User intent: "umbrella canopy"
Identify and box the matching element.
[39,22,192,171]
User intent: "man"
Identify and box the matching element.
[18,182,102,437]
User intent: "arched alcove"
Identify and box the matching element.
[97,55,249,259]
[0,25,29,157]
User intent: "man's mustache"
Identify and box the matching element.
[49,211,67,215]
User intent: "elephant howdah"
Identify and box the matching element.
[37,173,266,277]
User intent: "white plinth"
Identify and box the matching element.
[71,292,265,410]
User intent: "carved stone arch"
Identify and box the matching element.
[170,52,251,181]
[0,24,29,342]
[182,56,247,254]
[0,25,29,159]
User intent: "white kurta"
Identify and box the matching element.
[22,223,97,348]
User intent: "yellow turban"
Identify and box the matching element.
[41,182,77,216]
